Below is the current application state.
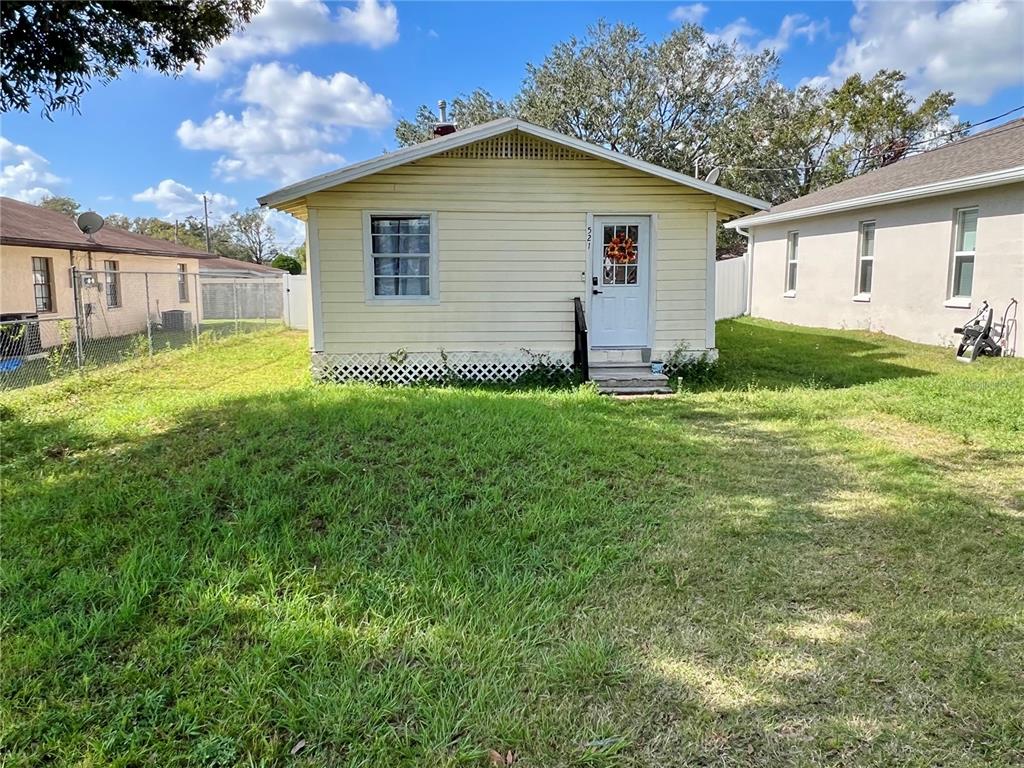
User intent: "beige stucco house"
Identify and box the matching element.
[259,118,768,387]
[727,118,1024,351]
[0,197,212,348]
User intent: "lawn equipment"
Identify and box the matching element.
[954,298,1018,362]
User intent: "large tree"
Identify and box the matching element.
[517,21,778,174]
[714,71,961,204]
[227,208,279,264]
[1,0,261,116]
[394,24,962,208]
[38,195,80,217]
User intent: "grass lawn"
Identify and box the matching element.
[2,319,1022,767]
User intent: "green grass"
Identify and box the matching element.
[2,319,1022,767]
[0,320,282,391]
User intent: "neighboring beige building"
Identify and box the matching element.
[727,119,1024,350]
[259,118,767,388]
[1,197,212,347]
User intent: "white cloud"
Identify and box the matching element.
[669,4,708,24]
[818,0,1024,104]
[266,209,307,250]
[132,179,237,221]
[241,62,392,128]
[0,138,65,203]
[194,0,399,79]
[708,13,827,53]
[707,17,759,47]
[760,14,828,54]
[178,63,391,182]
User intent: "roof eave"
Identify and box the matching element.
[726,166,1024,229]
[0,235,214,259]
[258,118,770,211]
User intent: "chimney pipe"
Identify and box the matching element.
[432,98,457,137]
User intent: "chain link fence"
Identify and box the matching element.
[0,267,286,391]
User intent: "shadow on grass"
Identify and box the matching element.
[712,318,938,390]
[3,383,1021,766]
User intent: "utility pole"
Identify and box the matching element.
[203,194,211,252]
[174,219,179,244]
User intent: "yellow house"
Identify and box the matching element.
[0,197,212,349]
[259,119,768,391]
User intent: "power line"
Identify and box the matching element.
[713,104,1024,173]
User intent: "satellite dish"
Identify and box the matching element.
[704,167,722,185]
[77,211,105,239]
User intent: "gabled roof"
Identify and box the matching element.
[199,256,287,274]
[728,118,1024,229]
[258,118,770,211]
[0,197,214,259]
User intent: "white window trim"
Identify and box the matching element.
[944,297,972,309]
[948,206,978,300]
[784,231,799,296]
[854,220,875,301]
[362,210,439,305]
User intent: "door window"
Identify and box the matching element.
[602,224,639,285]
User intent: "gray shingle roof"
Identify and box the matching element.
[739,118,1024,224]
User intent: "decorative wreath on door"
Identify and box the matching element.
[606,233,637,264]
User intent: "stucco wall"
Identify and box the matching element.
[308,136,724,358]
[748,183,1024,347]
[0,244,203,341]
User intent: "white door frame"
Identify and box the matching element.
[588,214,654,348]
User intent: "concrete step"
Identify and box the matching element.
[590,367,667,383]
[589,348,646,364]
[596,381,673,395]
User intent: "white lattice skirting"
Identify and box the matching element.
[312,350,574,385]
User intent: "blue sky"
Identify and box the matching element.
[2,0,1022,247]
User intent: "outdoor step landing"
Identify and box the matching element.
[590,365,672,395]
[589,348,647,364]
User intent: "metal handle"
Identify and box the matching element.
[592,289,603,295]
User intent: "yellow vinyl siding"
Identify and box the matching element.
[310,147,714,355]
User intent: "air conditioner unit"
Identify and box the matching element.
[161,309,193,331]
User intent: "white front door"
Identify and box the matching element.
[590,216,650,347]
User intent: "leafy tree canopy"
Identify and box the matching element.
[1,0,261,116]
[394,22,961,207]
[270,254,303,275]
[38,195,80,217]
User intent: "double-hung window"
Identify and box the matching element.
[784,231,799,295]
[855,221,875,298]
[103,260,121,308]
[32,256,55,313]
[950,208,977,299]
[177,263,189,302]
[365,213,436,301]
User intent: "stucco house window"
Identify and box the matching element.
[364,212,438,302]
[950,208,978,299]
[32,256,55,313]
[177,264,189,302]
[103,260,121,308]
[784,231,799,296]
[855,221,875,300]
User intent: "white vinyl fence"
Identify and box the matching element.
[284,273,308,330]
[716,254,748,319]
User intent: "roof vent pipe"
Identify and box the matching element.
[433,99,457,137]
